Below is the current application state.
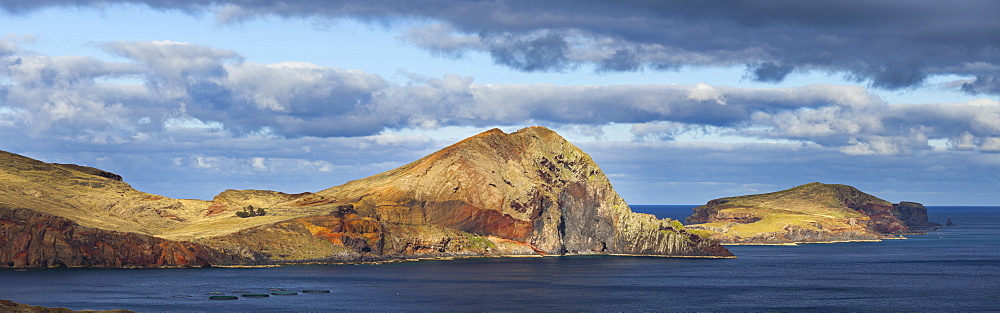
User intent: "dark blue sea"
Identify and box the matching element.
[2,206,998,312]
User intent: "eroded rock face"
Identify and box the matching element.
[893,201,941,227]
[0,207,256,268]
[209,204,384,261]
[686,182,938,244]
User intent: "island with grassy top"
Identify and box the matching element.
[685,182,941,245]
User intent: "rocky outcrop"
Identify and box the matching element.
[284,127,732,259]
[0,207,256,268]
[686,182,937,244]
[53,163,123,181]
[204,189,307,217]
[208,204,384,261]
[0,299,134,313]
[893,201,942,227]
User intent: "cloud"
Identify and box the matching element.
[746,62,795,83]
[961,74,1000,95]
[0,0,1000,94]
[630,121,691,141]
[482,31,571,72]
[3,39,999,157]
[403,23,482,59]
[7,1,1000,93]
[4,4,997,204]
[0,37,996,204]
[1,39,998,204]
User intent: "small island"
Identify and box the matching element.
[685,182,941,245]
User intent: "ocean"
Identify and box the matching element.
[1,206,997,312]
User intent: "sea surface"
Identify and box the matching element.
[2,206,998,312]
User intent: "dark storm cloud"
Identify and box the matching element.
[482,32,571,72]
[746,62,795,83]
[597,49,643,73]
[8,0,991,92]
[961,74,1000,95]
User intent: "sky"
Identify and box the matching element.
[1,1,998,206]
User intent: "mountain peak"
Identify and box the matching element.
[304,126,732,259]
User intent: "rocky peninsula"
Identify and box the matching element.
[1,126,731,268]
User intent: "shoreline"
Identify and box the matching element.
[2,252,735,270]
[720,237,907,246]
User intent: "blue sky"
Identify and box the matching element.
[1,1,998,205]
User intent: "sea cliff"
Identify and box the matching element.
[0,207,258,268]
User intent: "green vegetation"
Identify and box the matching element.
[686,182,896,243]
[235,205,267,218]
[669,219,685,232]
[466,235,497,250]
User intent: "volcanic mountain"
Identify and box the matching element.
[685,182,940,245]
[1,127,731,268]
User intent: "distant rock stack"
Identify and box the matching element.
[946,218,958,226]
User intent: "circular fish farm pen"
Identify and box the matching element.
[196,288,328,301]
[208,295,239,301]
[241,293,270,298]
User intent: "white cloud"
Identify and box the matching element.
[251,157,268,171]
[163,117,224,131]
[403,23,482,58]
[980,137,1000,152]
[687,83,727,105]
[194,156,219,169]
[630,121,689,141]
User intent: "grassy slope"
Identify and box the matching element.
[687,183,881,240]
[0,151,330,241]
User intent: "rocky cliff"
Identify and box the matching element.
[0,207,258,268]
[892,201,941,227]
[0,126,731,268]
[685,182,938,244]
